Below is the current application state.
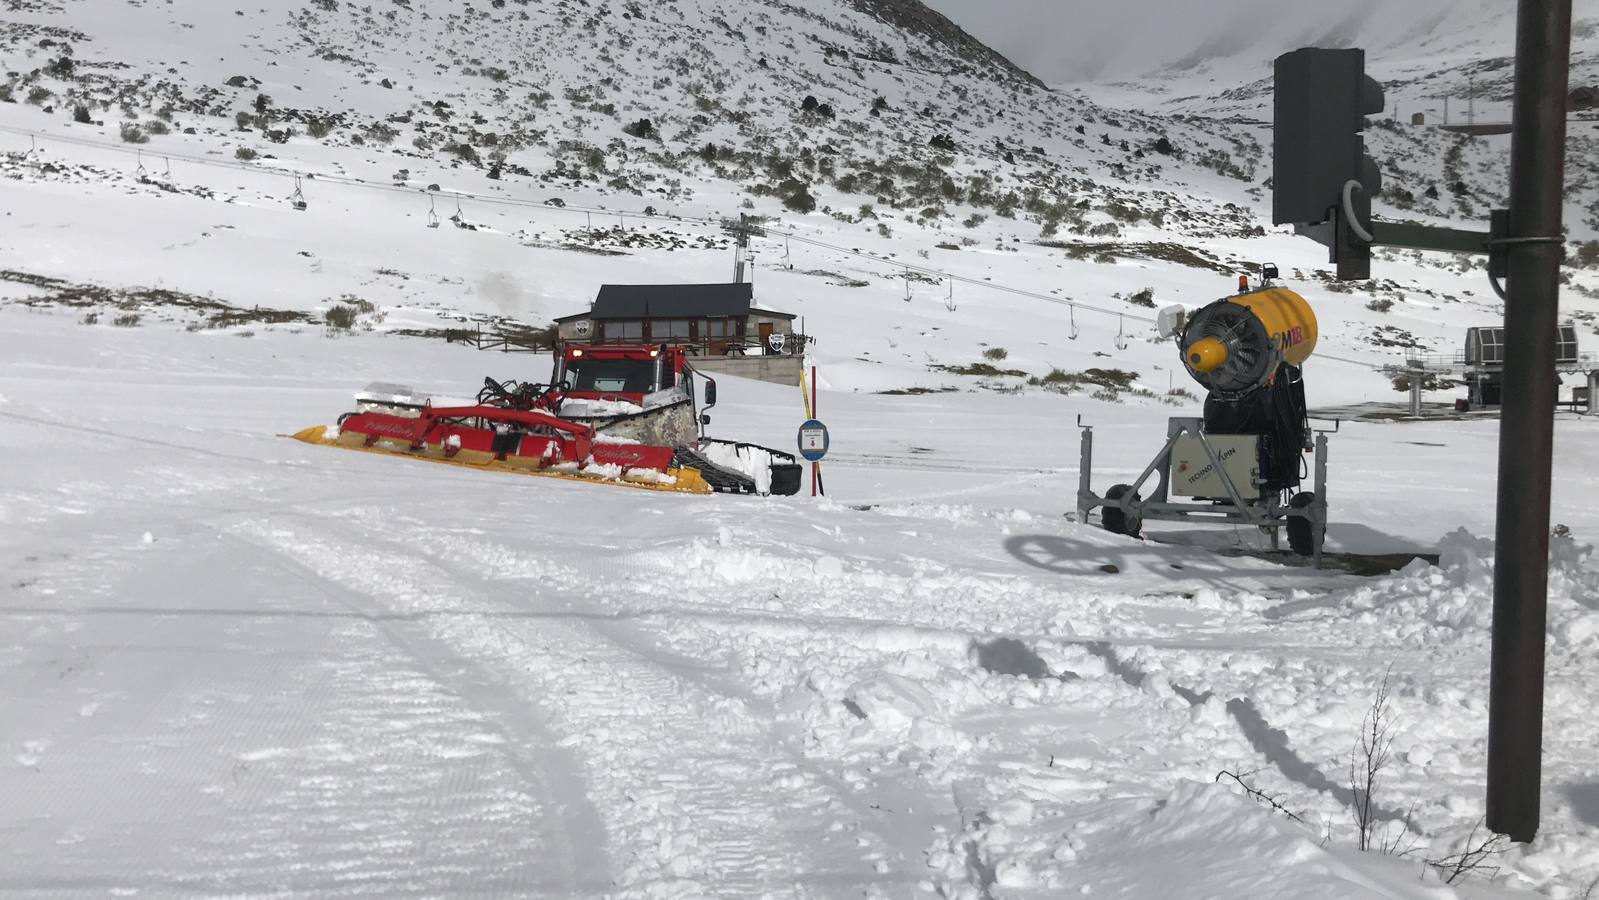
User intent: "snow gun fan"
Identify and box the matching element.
[1077,267,1331,564]
[292,342,803,497]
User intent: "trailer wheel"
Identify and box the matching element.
[1102,484,1142,538]
[1287,492,1317,556]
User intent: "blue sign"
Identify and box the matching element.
[797,419,829,461]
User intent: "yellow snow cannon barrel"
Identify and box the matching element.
[1178,286,1318,396]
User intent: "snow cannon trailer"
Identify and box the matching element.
[292,342,803,496]
[1077,267,1331,565]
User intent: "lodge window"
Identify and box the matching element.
[704,318,730,339]
[613,320,643,341]
[657,319,690,339]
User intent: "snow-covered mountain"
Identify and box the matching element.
[5,0,1597,409]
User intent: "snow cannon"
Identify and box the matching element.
[1178,286,1319,397]
[1077,266,1329,564]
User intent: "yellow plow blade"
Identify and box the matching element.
[288,425,714,495]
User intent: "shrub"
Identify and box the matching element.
[119,122,148,144]
[1367,298,1394,313]
[324,305,359,329]
[81,312,99,325]
[305,117,334,138]
[1128,287,1155,307]
[234,147,257,161]
[443,142,481,164]
[235,111,253,130]
[112,313,141,327]
[621,117,655,139]
[0,85,14,103]
[981,347,1008,361]
[26,86,52,105]
[364,122,398,144]
[72,105,91,123]
[783,184,817,214]
[1578,240,1599,268]
[144,119,170,135]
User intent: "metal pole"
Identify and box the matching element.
[1077,426,1094,525]
[1487,0,1572,844]
[810,365,818,498]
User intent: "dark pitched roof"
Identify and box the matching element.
[591,283,753,319]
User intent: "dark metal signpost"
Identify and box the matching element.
[1487,0,1572,844]
[1272,0,1573,842]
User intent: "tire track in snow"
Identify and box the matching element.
[220,530,612,895]
[242,512,926,897]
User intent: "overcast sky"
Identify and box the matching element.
[917,0,1504,83]
[918,0,1281,81]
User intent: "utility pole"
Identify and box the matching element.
[722,213,766,284]
[732,214,749,283]
[1487,0,1572,844]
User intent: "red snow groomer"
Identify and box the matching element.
[293,343,802,496]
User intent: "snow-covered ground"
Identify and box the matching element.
[5,300,1599,897]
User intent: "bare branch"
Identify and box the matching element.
[1425,819,1508,885]
[1215,769,1306,824]
[1350,665,1398,852]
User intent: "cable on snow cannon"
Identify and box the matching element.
[1076,265,1332,566]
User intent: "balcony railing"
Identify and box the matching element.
[459,325,813,357]
[563,333,814,357]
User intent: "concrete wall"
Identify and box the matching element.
[690,353,805,387]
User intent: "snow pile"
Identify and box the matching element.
[698,441,775,495]
[933,780,1471,899]
[1340,529,1599,651]
[591,433,642,445]
[559,398,644,418]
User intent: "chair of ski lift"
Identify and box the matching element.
[289,175,307,212]
[426,193,440,229]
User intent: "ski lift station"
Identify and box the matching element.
[554,283,811,385]
[1386,325,1599,414]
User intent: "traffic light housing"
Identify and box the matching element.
[1273,48,1385,280]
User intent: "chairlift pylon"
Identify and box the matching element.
[782,237,793,271]
[903,267,912,303]
[289,175,307,211]
[945,281,956,312]
[1115,314,1128,351]
[1068,305,1080,340]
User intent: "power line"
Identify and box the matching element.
[4,123,1383,371]
[0,123,719,226]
